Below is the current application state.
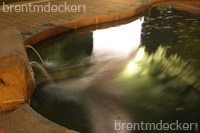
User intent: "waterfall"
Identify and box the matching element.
[26,45,45,65]
[29,61,53,82]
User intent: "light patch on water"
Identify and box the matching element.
[127,61,137,74]
[92,17,144,62]
[134,47,145,62]
[120,47,145,77]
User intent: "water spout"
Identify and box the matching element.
[29,61,53,82]
[26,45,45,65]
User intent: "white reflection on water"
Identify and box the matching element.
[92,17,144,63]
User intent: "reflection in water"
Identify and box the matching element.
[141,5,200,63]
[30,5,200,133]
[121,48,145,77]
[117,46,200,129]
[120,46,197,81]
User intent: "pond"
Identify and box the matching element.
[28,5,200,133]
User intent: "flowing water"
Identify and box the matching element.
[26,45,45,65]
[29,61,53,82]
[28,5,200,133]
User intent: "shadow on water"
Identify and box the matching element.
[29,5,200,133]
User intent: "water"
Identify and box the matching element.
[26,45,45,65]
[29,5,200,133]
[29,61,53,82]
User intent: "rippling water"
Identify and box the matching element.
[28,5,200,133]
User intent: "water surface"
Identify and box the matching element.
[29,5,200,133]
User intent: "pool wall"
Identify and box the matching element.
[0,0,200,132]
[24,0,200,46]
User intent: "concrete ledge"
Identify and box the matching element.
[0,27,35,113]
[0,104,76,133]
[23,0,200,46]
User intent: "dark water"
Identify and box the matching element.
[29,5,200,133]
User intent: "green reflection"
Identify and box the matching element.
[116,46,200,126]
[141,5,200,68]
